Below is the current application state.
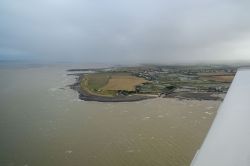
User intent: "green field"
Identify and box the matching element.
[85,73,111,90]
[80,72,147,96]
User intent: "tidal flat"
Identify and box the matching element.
[0,65,220,166]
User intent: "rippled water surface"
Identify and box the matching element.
[0,65,221,166]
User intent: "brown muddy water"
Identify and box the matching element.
[0,65,221,166]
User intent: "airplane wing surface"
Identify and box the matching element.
[191,69,250,166]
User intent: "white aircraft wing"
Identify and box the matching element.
[191,69,250,166]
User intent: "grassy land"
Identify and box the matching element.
[200,75,234,83]
[80,73,113,96]
[85,73,110,90]
[80,72,148,96]
[101,75,148,91]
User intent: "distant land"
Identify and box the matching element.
[68,64,239,102]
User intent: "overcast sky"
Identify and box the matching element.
[1,0,250,64]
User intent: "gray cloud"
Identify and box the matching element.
[1,0,250,64]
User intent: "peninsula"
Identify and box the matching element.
[68,65,236,102]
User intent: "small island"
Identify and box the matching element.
[68,65,236,102]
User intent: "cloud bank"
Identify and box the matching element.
[1,0,250,64]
